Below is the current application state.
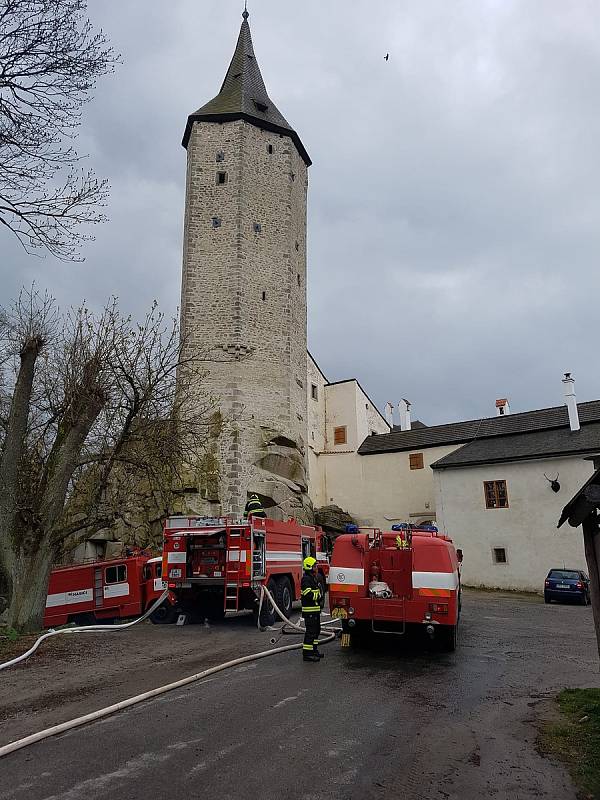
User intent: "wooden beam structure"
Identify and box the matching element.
[559,468,600,667]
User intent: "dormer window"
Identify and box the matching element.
[254,100,268,113]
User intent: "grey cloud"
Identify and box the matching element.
[1,0,599,426]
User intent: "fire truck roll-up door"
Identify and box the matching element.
[252,528,266,580]
[94,568,103,609]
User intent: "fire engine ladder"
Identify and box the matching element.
[224,530,242,613]
[251,530,266,581]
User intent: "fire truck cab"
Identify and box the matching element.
[44,554,168,628]
[162,515,331,623]
[329,525,461,651]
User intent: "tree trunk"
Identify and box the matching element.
[6,536,54,633]
[0,338,43,579]
[582,515,600,666]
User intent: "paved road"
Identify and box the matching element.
[2,591,599,800]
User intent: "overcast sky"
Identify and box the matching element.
[2,1,600,426]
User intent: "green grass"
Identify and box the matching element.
[541,689,600,799]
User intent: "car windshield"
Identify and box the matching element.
[548,570,580,580]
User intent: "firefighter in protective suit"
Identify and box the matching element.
[244,494,267,519]
[301,556,324,662]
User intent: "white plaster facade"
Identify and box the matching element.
[433,456,593,591]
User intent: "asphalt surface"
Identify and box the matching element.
[1,590,599,800]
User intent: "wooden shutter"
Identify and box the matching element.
[409,453,424,470]
[334,426,347,445]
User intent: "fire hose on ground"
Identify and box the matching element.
[0,588,172,673]
[0,584,340,758]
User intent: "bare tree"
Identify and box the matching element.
[0,0,119,260]
[0,288,214,632]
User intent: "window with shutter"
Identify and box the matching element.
[409,453,424,470]
[334,426,347,446]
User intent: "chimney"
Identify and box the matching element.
[562,373,580,432]
[399,398,412,431]
[384,402,394,428]
[495,398,510,416]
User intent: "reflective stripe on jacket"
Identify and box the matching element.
[244,495,266,519]
[301,572,322,614]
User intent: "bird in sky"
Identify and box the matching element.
[384,53,389,61]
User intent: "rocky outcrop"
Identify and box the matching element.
[314,504,356,535]
[249,426,313,523]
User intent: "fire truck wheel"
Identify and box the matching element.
[70,613,96,626]
[259,580,277,626]
[150,604,178,625]
[439,624,458,652]
[274,577,293,618]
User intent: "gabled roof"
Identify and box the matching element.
[182,12,311,166]
[357,400,600,456]
[431,422,600,470]
[392,420,428,431]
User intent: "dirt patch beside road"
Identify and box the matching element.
[0,612,279,747]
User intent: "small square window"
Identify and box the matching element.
[334,426,347,446]
[253,223,262,233]
[216,151,225,163]
[311,384,318,401]
[105,564,127,584]
[493,547,507,564]
[409,453,424,470]
[212,217,222,228]
[216,171,227,185]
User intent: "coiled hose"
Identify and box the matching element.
[258,583,340,645]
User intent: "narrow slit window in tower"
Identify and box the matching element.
[267,144,274,155]
[297,274,301,287]
[262,291,266,301]
[216,151,225,163]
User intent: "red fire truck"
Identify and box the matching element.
[329,525,461,651]
[162,515,331,623]
[43,554,174,628]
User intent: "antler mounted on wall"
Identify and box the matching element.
[544,473,561,493]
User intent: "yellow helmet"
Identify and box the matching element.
[303,556,317,571]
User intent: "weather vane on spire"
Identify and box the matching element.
[242,1,249,20]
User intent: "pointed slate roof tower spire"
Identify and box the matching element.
[182,9,311,165]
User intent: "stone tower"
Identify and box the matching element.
[179,10,312,521]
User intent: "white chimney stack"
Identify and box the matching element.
[562,373,580,432]
[399,398,412,431]
[495,398,511,416]
[384,402,394,428]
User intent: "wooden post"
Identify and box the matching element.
[582,512,600,665]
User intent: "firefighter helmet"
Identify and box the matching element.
[303,556,317,571]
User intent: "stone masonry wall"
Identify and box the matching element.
[180,119,310,519]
